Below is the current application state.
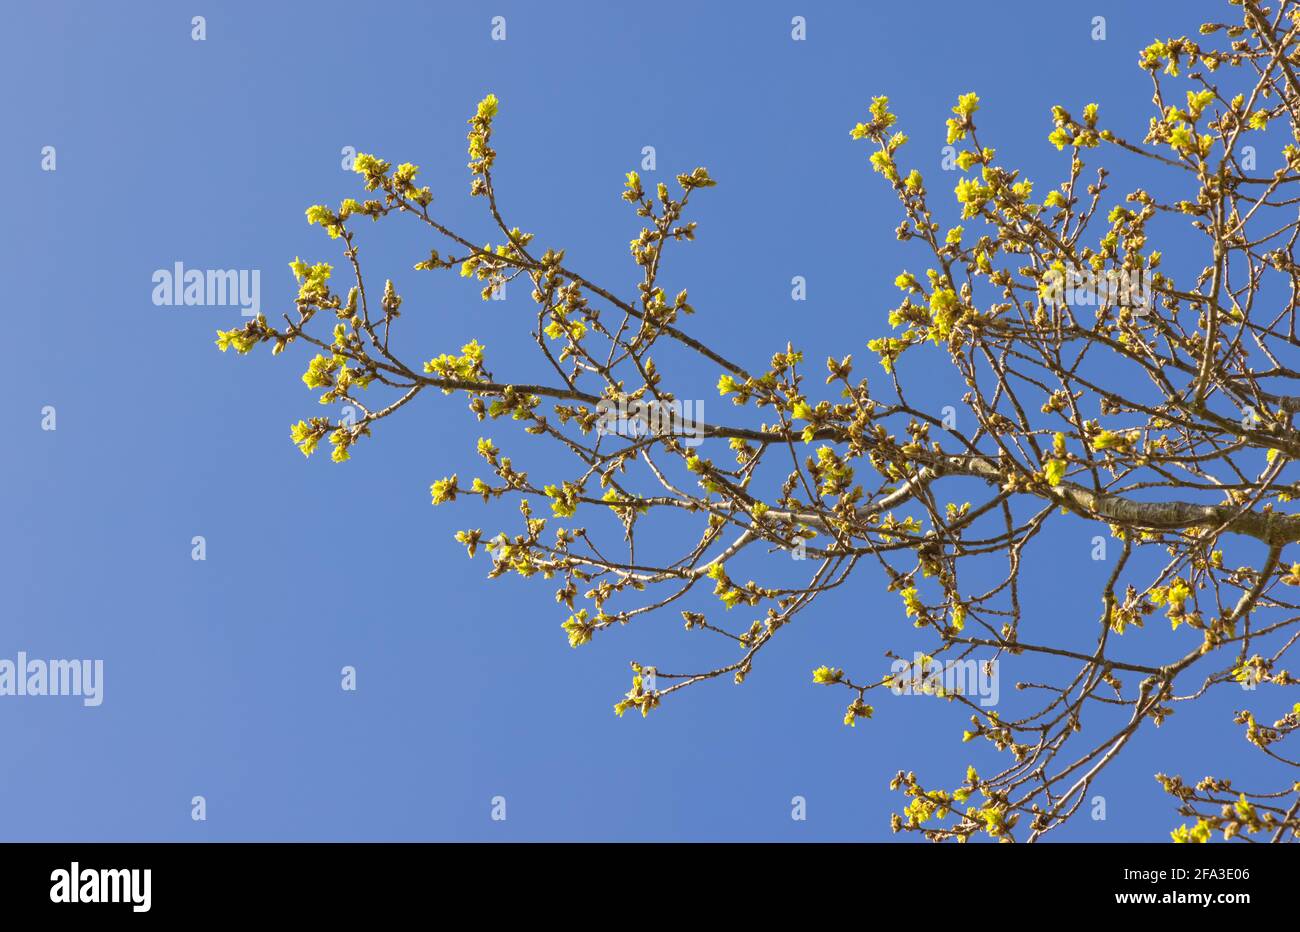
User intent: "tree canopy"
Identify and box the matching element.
[217,0,1300,842]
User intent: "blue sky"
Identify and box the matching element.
[1,0,1283,841]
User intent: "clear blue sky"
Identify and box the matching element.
[1,0,1278,841]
